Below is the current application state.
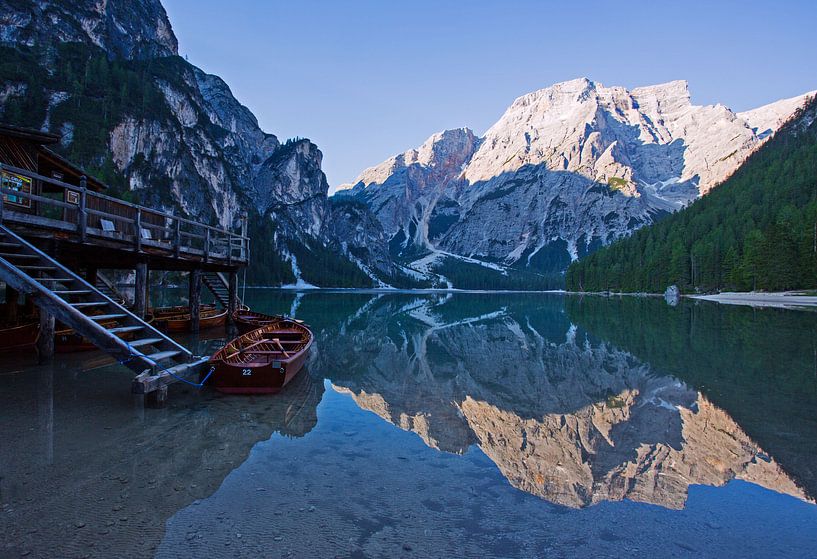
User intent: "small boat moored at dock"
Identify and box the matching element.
[0,321,39,352]
[206,319,313,394]
[150,304,227,333]
[232,308,291,334]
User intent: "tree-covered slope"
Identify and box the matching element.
[566,95,817,293]
[0,0,423,288]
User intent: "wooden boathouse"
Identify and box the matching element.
[0,124,250,405]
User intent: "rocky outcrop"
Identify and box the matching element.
[339,78,815,279]
[0,0,404,286]
[0,0,178,60]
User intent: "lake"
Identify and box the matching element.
[1,291,816,558]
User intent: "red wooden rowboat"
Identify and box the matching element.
[0,321,39,352]
[231,308,289,334]
[150,304,226,333]
[205,319,313,394]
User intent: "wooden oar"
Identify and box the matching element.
[272,338,290,358]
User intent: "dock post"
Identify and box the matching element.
[5,285,18,324]
[134,261,148,318]
[240,213,248,262]
[37,310,55,361]
[0,165,4,225]
[78,176,87,244]
[189,269,201,333]
[228,271,238,316]
[145,385,168,408]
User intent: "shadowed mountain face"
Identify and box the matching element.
[337,80,814,282]
[309,293,813,509]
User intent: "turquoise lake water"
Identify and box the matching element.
[1,291,816,558]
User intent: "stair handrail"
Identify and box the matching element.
[0,225,193,368]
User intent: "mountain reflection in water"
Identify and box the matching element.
[0,353,323,558]
[2,290,816,558]
[307,292,814,510]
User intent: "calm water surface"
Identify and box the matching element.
[1,291,816,558]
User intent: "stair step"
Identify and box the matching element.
[90,313,128,321]
[129,338,163,348]
[108,325,143,334]
[71,301,108,308]
[0,253,38,259]
[0,242,21,249]
[54,290,93,296]
[19,265,56,271]
[38,278,75,283]
[146,350,182,363]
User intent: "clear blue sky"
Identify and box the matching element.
[162,0,817,191]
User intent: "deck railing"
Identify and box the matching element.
[0,162,249,266]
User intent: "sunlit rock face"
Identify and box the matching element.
[339,79,815,273]
[0,0,399,286]
[323,296,809,509]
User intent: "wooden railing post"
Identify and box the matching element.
[174,217,181,258]
[0,163,5,225]
[189,269,201,333]
[135,207,142,253]
[241,213,248,262]
[134,261,148,319]
[227,233,233,266]
[204,228,210,263]
[78,175,87,243]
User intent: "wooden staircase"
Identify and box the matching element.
[0,224,208,399]
[202,272,238,309]
[95,271,128,306]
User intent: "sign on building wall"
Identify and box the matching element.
[1,170,32,208]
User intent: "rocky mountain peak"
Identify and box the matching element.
[0,0,178,60]
[341,78,814,284]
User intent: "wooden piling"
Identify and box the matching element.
[228,271,238,316]
[189,269,201,332]
[145,385,168,408]
[5,285,18,324]
[37,310,55,361]
[134,262,148,318]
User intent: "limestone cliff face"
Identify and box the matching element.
[322,296,809,509]
[339,79,815,279]
[0,0,402,287]
[0,0,178,60]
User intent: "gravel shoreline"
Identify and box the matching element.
[689,292,817,309]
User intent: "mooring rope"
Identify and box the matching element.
[118,341,216,389]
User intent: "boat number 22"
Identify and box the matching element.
[242,369,252,376]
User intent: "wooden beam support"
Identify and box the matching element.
[189,268,201,333]
[86,267,97,286]
[228,271,238,316]
[78,175,87,244]
[134,261,148,318]
[145,385,168,408]
[5,284,18,324]
[37,309,55,361]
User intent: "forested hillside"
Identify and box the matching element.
[566,95,817,293]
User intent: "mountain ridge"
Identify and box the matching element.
[338,77,814,286]
[565,93,817,293]
[0,0,413,287]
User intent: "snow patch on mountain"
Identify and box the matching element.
[339,78,814,281]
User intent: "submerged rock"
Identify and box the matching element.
[664,285,680,306]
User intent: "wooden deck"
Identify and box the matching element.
[0,162,249,272]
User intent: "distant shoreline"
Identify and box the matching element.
[688,292,817,309]
[241,286,817,310]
